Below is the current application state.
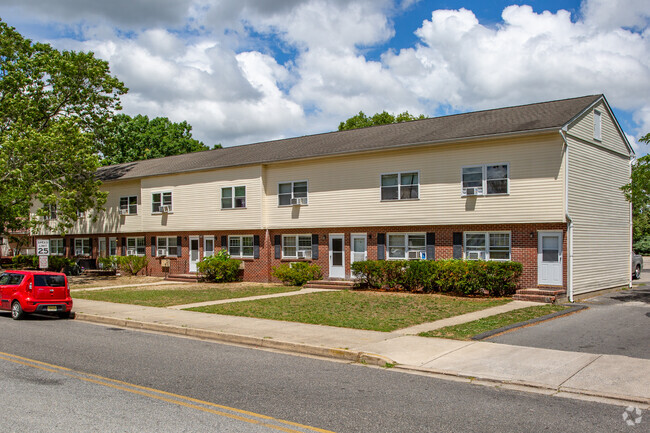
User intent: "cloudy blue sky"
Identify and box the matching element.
[1,0,649,153]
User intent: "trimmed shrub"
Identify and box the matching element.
[98,256,119,270]
[116,255,149,276]
[47,256,76,273]
[350,260,384,288]
[271,262,322,286]
[196,250,241,283]
[12,255,37,269]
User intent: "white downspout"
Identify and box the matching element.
[560,130,574,302]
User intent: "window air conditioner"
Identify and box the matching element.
[467,251,485,260]
[157,248,167,256]
[160,205,171,213]
[297,197,308,205]
[297,250,312,259]
[290,198,301,205]
[408,250,422,260]
[465,187,481,196]
[127,249,137,256]
[75,248,84,256]
[119,208,129,215]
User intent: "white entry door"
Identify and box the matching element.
[189,236,200,272]
[329,235,345,279]
[350,235,367,278]
[538,232,562,285]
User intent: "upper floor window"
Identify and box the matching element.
[50,239,65,256]
[74,238,90,256]
[222,186,246,209]
[152,192,172,213]
[43,204,57,220]
[278,181,308,206]
[229,235,254,258]
[594,109,602,141]
[387,233,425,259]
[157,236,178,257]
[461,164,509,196]
[381,172,419,200]
[127,237,146,256]
[120,196,138,215]
[464,232,511,261]
[282,234,312,259]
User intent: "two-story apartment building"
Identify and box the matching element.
[34,94,633,300]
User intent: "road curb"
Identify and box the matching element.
[74,313,394,367]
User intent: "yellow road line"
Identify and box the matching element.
[0,351,335,433]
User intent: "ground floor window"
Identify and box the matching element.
[282,235,312,259]
[387,233,426,259]
[50,238,64,256]
[229,235,254,258]
[464,232,511,260]
[109,238,117,256]
[157,237,178,257]
[204,236,215,258]
[127,237,146,256]
[74,238,90,256]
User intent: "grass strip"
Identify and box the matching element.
[418,304,569,340]
[187,291,511,332]
[73,285,300,307]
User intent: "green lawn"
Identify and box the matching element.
[187,291,511,332]
[73,284,301,308]
[419,304,570,340]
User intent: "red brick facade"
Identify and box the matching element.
[43,222,567,289]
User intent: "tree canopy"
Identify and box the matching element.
[338,110,426,131]
[622,133,650,252]
[0,20,127,235]
[99,114,218,166]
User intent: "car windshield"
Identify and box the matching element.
[33,275,66,287]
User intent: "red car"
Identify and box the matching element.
[0,270,73,320]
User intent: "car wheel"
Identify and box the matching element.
[634,264,641,280]
[11,301,25,320]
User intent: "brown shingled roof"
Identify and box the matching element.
[97,94,602,182]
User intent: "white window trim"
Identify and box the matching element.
[126,237,146,256]
[278,180,309,207]
[157,236,178,257]
[228,235,255,258]
[593,109,602,141]
[49,238,64,256]
[151,191,173,214]
[203,235,215,258]
[281,234,312,259]
[386,233,426,260]
[221,186,247,209]
[74,238,91,256]
[379,171,420,201]
[119,195,138,215]
[463,231,511,261]
[43,204,57,221]
[460,163,510,197]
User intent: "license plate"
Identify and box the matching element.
[47,306,58,312]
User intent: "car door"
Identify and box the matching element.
[0,273,10,309]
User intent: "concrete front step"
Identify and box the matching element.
[165,274,200,282]
[516,288,566,296]
[513,287,566,304]
[303,279,355,290]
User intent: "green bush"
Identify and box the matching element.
[47,256,76,273]
[12,255,37,269]
[351,259,523,297]
[271,262,322,286]
[116,255,149,276]
[196,250,241,283]
[633,235,650,255]
[98,256,118,270]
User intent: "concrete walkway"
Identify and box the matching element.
[169,287,337,309]
[70,298,650,407]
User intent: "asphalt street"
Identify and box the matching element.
[0,315,644,432]
[490,283,650,359]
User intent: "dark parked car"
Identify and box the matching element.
[632,253,643,279]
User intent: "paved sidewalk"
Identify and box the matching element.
[72,298,650,407]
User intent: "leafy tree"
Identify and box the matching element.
[622,133,650,252]
[0,20,127,235]
[338,110,426,131]
[99,114,219,165]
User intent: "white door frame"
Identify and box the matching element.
[329,234,345,279]
[189,236,200,273]
[203,235,215,258]
[350,234,367,279]
[538,231,563,286]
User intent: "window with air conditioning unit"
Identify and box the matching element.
[75,248,84,256]
[290,197,308,206]
[466,250,485,260]
[407,250,424,260]
[464,232,511,261]
[278,181,308,206]
[463,187,482,196]
[297,250,312,259]
[461,164,509,196]
[119,208,129,215]
[160,205,171,213]
[152,192,172,213]
[157,248,167,256]
[127,249,137,256]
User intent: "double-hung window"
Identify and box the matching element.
[461,164,509,196]
[50,239,64,256]
[204,236,215,258]
[43,204,57,220]
[109,238,117,256]
[229,235,254,258]
[222,186,246,209]
[282,235,312,259]
[120,196,138,215]
[387,233,426,259]
[278,181,308,206]
[381,172,419,200]
[157,237,178,257]
[126,237,146,256]
[464,232,511,261]
[152,192,172,213]
[74,238,90,256]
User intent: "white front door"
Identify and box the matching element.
[538,232,562,286]
[189,236,200,272]
[350,234,367,278]
[329,234,345,279]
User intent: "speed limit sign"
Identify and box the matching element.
[36,239,50,256]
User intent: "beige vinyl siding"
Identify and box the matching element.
[566,101,630,156]
[264,134,566,229]
[567,136,631,294]
[138,165,263,232]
